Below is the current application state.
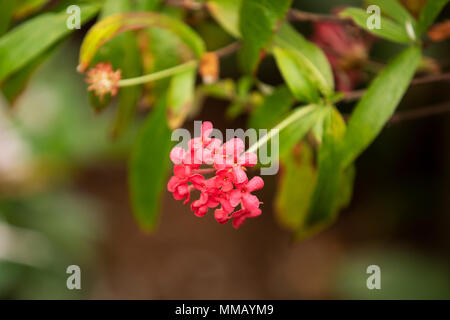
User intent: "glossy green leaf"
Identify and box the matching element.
[78,11,205,72]
[207,0,242,38]
[296,107,349,239]
[239,0,292,73]
[278,106,325,158]
[367,0,415,26]
[274,23,334,96]
[249,85,294,130]
[192,79,236,117]
[12,0,50,20]
[0,2,100,83]
[96,0,143,137]
[416,0,449,36]
[339,7,411,43]
[273,46,319,103]
[129,97,173,231]
[335,164,355,214]
[167,67,196,129]
[248,104,326,159]
[275,143,317,230]
[198,79,236,100]
[111,65,141,137]
[135,0,161,11]
[340,46,421,167]
[142,27,185,99]
[0,0,14,35]
[225,76,253,119]
[1,44,59,104]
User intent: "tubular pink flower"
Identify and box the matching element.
[167,176,191,204]
[214,138,258,184]
[231,208,262,229]
[214,169,234,192]
[166,121,264,228]
[214,208,230,224]
[229,176,264,212]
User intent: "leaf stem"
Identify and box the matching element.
[246,104,317,154]
[118,60,198,87]
[342,72,450,102]
[165,0,349,23]
[388,102,450,124]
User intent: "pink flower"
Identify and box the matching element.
[230,176,264,212]
[215,138,258,184]
[195,138,222,165]
[188,121,213,151]
[166,121,264,228]
[230,208,262,229]
[189,175,220,217]
[191,192,218,217]
[167,175,191,204]
[213,190,235,214]
[213,169,234,192]
[214,208,230,224]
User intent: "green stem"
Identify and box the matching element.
[246,104,317,154]
[118,60,198,87]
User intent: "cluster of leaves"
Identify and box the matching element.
[0,0,448,237]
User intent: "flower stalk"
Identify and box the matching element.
[118,60,198,87]
[246,104,318,154]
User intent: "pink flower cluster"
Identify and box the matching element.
[167,122,264,228]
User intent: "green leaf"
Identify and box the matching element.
[339,7,411,43]
[239,0,292,73]
[167,66,196,129]
[142,27,185,99]
[192,79,236,116]
[0,2,100,83]
[77,11,205,72]
[275,142,317,230]
[96,0,143,137]
[207,0,242,38]
[0,0,14,35]
[135,0,161,11]
[248,104,326,159]
[296,107,349,239]
[249,85,294,130]
[1,44,59,104]
[197,79,236,100]
[278,106,326,157]
[273,46,319,103]
[367,0,415,26]
[340,46,421,167]
[273,23,334,96]
[416,0,449,36]
[335,164,355,213]
[12,0,51,20]
[110,39,142,136]
[129,97,173,231]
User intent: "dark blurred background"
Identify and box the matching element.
[0,0,449,299]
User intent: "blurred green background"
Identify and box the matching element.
[0,0,449,299]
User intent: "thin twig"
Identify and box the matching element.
[118,61,198,87]
[409,72,450,85]
[287,9,349,23]
[214,42,241,58]
[388,102,450,124]
[164,0,204,10]
[165,0,349,23]
[342,72,450,102]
